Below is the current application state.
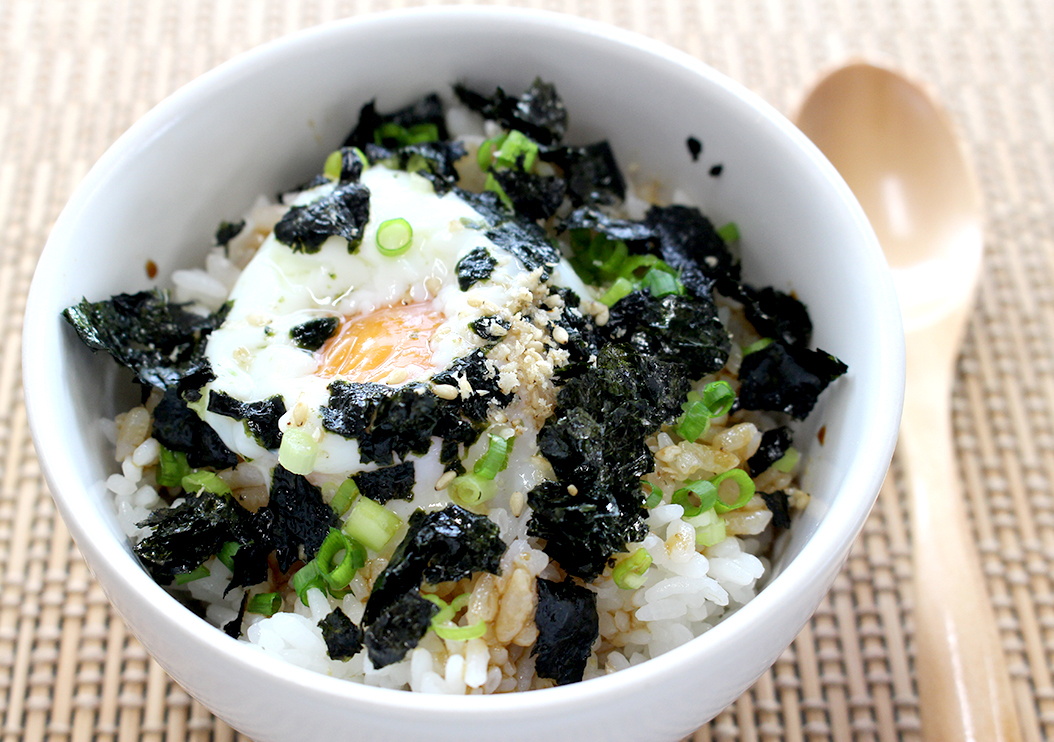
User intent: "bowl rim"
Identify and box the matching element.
[23,4,904,718]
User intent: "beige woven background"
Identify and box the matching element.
[2,0,1052,740]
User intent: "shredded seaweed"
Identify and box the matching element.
[761,491,792,530]
[289,316,339,351]
[456,246,498,291]
[223,592,249,638]
[353,462,416,504]
[364,141,467,195]
[318,607,364,661]
[644,204,740,297]
[62,290,230,391]
[206,391,285,451]
[152,387,238,470]
[215,219,245,247]
[735,284,813,348]
[485,219,561,279]
[454,78,568,146]
[134,489,246,580]
[267,464,339,573]
[747,426,794,476]
[489,169,566,221]
[470,315,511,341]
[343,93,449,150]
[363,505,505,626]
[533,578,599,685]
[363,591,440,669]
[542,141,625,207]
[273,182,370,254]
[737,342,847,419]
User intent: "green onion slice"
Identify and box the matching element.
[641,266,683,297]
[423,592,486,641]
[291,561,326,606]
[711,469,756,513]
[323,150,343,181]
[600,277,634,307]
[330,478,360,516]
[691,509,727,547]
[315,527,366,591]
[342,497,402,552]
[473,434,514,480]
[741,337,773,356]
[618,254,661,280]
[612,548,652,590]
[433,620,487,641]
[247,592,283,617]
[677,400,712,442]
[278,427,319,476]
[448,473,496,508]
[701,380,736,418]
[181,471,231,496]
[175,564,210,586]
[716,221,740,244]
[157,446,191,488]
[772,447,800,473]
[643,481,663,509]
[671,479,719,518]
[217,541,239,572]
[494,130,539,171]
[376,217,414,257]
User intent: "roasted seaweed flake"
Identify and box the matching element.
[318,607,364,661]
[456,246,498,291]
[206,391,285,451]
[470,315,511,341]
[320,381,440,466]
[485,219,561,279]
[363,505,505,626]
[364,141,467,195]
[686,136,702,162]
[134,489,245,580]
[223,592,249,639]
[430,348,512,423]
[644,204,740,296]
[560,206,656,246]
[533,578,599,686]
[215,219,245,247]
[737,342,848,419]
[760,491,792,530]
[343,93,449,150]
[62,290,230,391]
[363,591,439,669]
[454,78,568,146]
[267,464,338,572]
[451,188,511,225]
[273,182,370,254]
[152,387,238,470]
[735,284,813,348]
[542,141,626,207]
[326,147,366,184]
[353,461,416,504]
[747,426,794,476]
[289,316,340,351]
[489,169,566,221]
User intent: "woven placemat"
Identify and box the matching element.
[2,0,1052,740]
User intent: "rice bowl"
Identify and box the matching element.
[23,8,902,742]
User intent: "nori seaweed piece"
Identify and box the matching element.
[206,391,286,451]
[267,464,339,573]
[470,315,511,341]
[134,490,245,580]
[747,426,794,476]
[363,505,505,626]
[709,164,724,177]
[760,491,792,530]
[737,342,848,420]
[451,187,511,225]
[225,507,276,594]
[363,591,440,669]
[152,387,238,470]
[687,136,702,162]
[456,246,498,291]
[343,93,449,150]
[490,169,566,221]
[485,219,561,279]
[454,78,568,146]
[541,141,626,207]
[318,607,364,661]
[353,461,416,504]
[735,284,813,348]
[602,290,731,375]
[215,219,245,246]
[559,206,656,246]
[223,592,249,639]
[364,141,467,195]
[328,147,366,184]
[273,181,370,254]
[532,578,599,686]
[321,381,440,466]
[430,347,513,423]
[62,290,231,391]
[644,204,740,296]
[290,316,340,351]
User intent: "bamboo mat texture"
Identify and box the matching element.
[2,0,1053,740]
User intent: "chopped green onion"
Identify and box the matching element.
[596,240,629,281]
[315,527,366,591]
[323,150,343,181]
[342,497,402,552]
[643,481,663,509]
[157,447,191,488]
[618,254,661,280]
[600,277,634,307]
[483,172,514,209]
[677,400,712,442]
[477,134,502,170]
[330,478,360,516]
[175,564,210,586]
[716,221,740,244]
[612,548,652,589]
[405,122,439,144]
[433,620,487,641]
[448,473,496,508]
[701,380,736,418]
[671,479,719,517]
[181,470,231,496]
[690,509,727,547]
[473,434,513,480]
[278,427,318,476]
[772,447,800,473]
[376,217,414,257]
[742,337,773,356]
[217,541,239,571]
[422,593,455,624]
[449,593,471,612]
[711,469,756,513]
[247,592,283,617]
[291,561,325,605]
[641,266,684,297]
[494,130,539,171]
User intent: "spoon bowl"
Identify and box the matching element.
[797,63,1020,742]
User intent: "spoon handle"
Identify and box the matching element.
[900,333,1022,742]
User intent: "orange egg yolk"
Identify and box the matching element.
[316,303,445,384]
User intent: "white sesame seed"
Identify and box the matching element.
[567,484,579,496]
[435,470,457,490]
[510,491,526,517]
[552,326,569,344]
[433,383,459,400]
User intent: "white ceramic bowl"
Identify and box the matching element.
[23,8,903,742]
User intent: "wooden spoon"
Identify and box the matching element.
[795,63,1020,742]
